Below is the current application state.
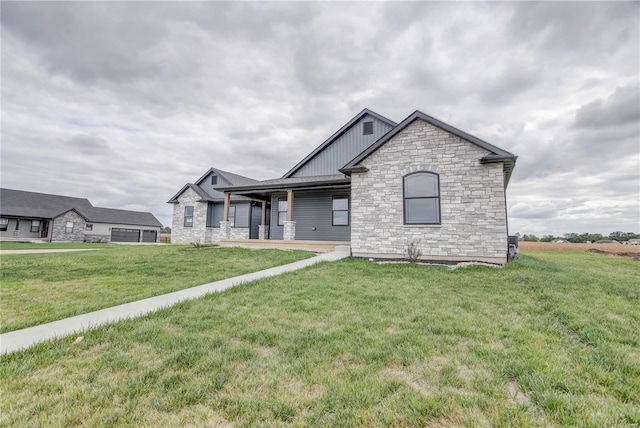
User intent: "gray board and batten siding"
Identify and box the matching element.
[289,114,395,178]
[206,201,251,228]
[269,189,350,241]
[197,171,228,200]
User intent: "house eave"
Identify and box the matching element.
[220,178,351,193]
[338,166,369,175]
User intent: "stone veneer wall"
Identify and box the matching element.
[283,221,296,240]
[229,228,249,240]
[52,211,86,242]
[170,188,207,244]
[205,228,222,243]
[84,234,111,243]
[350,119,508,264]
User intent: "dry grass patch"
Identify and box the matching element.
[506,380,531,406]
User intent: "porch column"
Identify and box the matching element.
[283,189,296,241]
[258,200,268,240]
[223,193,230,221]
[13,218,20,238]
[287,189,294,221]
[220,193,231,240]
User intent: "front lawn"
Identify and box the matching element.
[1,251,638,426]
[0,244,312,332]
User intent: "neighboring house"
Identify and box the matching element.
[1,188,162,243]
[169,109,517,264]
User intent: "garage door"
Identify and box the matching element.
[142,230,157,243]
[111,228,140,242]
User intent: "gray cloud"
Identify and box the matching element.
[64,134,111,155]
[1,1,638,234]
[575,85,640,129]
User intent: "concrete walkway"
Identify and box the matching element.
[0,246,350,355]
[0,249,99,255]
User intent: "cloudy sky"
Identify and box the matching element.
[1,1,638,236]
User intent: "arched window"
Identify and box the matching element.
[403,172,440,224]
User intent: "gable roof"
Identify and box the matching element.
[282,108,397,179]
[340,110,517,184]
[195,167,258,188]
[167,183,214,204]
[88,207,162,227]
[168,168,259,203]
[0,188,95,219]
[0,188,162,227]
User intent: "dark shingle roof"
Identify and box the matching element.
[0,188,94,219]
[87,207,162,227]
[194,167,258,188]
[210,168,259,187]
[168,167,259,203]
[218,174,350,192]
[1,188,162,227]
[167,183,214,203]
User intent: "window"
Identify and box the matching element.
[278,199,287,226]
[403,172,441,224]
[0,218,8,231]
[228,206,236,227]
[86,224,93,231]
[65,221,74,233]
[332,196,349,226]
[31,220,40,233]
[184,206,194,227]
[211,175,218,185]
[363,121,373,135]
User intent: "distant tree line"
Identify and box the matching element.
[516,231,640,243]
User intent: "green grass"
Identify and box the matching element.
[0,244,312,332]
[1,251,639,427]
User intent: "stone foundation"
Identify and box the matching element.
[283,221,296,240]
[219,221,231,240]
[258,225,269,240]
[84,234,110,243]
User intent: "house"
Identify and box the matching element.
[169,109,517,264]
[0,188,162,243]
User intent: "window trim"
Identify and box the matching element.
[403,171,441,225]
[183,206,194,227]
[0,218,8,231]
[86,223,93,231]
[211,175,218,185]
[65,221,74,233]
[277,198,287,226]
[332,196,350,226]
[30,220,40,233]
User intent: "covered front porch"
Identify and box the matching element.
[217,174,352,244]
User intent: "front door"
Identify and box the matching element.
[40,221,49,239]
